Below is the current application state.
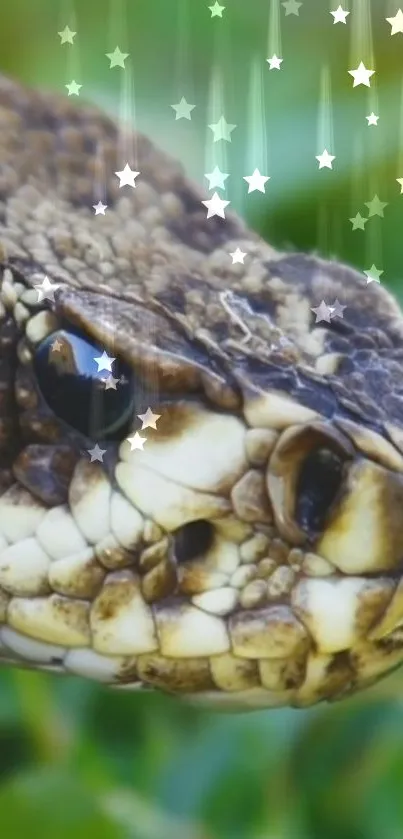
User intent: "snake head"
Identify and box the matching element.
[2,249,403,712]
[1,76,403,709]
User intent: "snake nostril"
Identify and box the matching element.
[295,447,345,534]
[173,520,215,563]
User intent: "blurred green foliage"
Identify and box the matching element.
[1,0,403,837]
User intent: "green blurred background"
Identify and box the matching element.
[1,0,403,837]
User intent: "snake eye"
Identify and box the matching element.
[295,447,345,534]
[34,330,135,440]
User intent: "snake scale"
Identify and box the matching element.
[0,74,403,710]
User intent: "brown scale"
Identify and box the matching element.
[136,653,215,694]
[95,534,138,571]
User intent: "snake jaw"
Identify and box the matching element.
[2,269,403,709]
[1,263,403,713]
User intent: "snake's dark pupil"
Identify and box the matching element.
[295,447,344,534]
[34,330,134,440]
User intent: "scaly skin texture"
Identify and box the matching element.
[2,75,403,709]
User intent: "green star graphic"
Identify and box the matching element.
[58,26,76,44]
[365,194,388,217]
[209,2,225,17]
[282,0,302,15]
[171,97,196,120]
[106,47,129,68]
[65,80,82,96]
[364,264,384,284]
[349,213,368,231]
[208,115,236,142]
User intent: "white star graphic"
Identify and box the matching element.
[201,192,230,219]
[330,5,349,23]
[171,97,195,120]
[316,149,336,169]
[88,444,107,463]
[58,26,76,44]
[397,178,403,193]
[204,166,229,190]
[102,375,119,390]
[348,61,374,88]
[34,276,60,302]
[364,264,383,284]
[209,1,225,17]
[65,80,82,96]
[330,299,347,318]
[311,301,333,323]
[243,168,270,193]
[93,200,107,215]
[115,163,140,188]
[366,112,379,126]
[106,47,129,68]
[229,248,247,264]
[94,351,115,373]
[386,9,403,35]
[208,115,236,142]
[266,54,283,69]
[127,432,147,451]
[137,407,161,430]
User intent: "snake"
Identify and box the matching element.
[0,74,403,711]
